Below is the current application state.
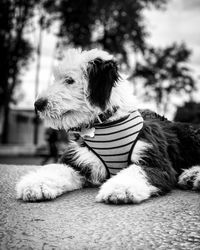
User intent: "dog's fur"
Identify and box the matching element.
[16,48,200,204]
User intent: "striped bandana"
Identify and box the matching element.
[82,110,143,177]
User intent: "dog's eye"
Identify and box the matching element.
[64,78,75,85]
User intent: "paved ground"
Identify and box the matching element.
[0,164,200,250]
[0,156,56,165]
[0,156,43,165]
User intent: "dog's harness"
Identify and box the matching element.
[81,110,143,177]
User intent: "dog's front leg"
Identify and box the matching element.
[16,164,84,201]
[59,140,108,186]
[96,164,159,204]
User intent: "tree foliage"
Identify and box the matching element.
[43,0,166,63]
[133,43,196,113]
[0,0,39,143]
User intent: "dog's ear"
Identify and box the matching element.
[87,58,119,110]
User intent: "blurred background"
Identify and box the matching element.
[0,0,200,165]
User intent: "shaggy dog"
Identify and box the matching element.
[16,49,200,204]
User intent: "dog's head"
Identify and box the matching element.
[34,48,120,130]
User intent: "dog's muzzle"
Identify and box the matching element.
[34,98,48,113]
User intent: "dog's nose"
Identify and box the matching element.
[34,98,47,112]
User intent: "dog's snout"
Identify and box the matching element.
[34,98,47,112]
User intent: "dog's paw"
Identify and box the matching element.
[96,173,158,204]
[178,166,200,191]
[16,173,63,201]
[16,164,71,201]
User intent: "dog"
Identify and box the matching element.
[16,48,200,204]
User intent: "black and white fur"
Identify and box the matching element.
[16,49,200,204]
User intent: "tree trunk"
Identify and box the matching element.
[1,103,10,144]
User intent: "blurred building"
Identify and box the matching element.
[0,108,45,145]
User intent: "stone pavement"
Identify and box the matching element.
[0,164,200,250]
